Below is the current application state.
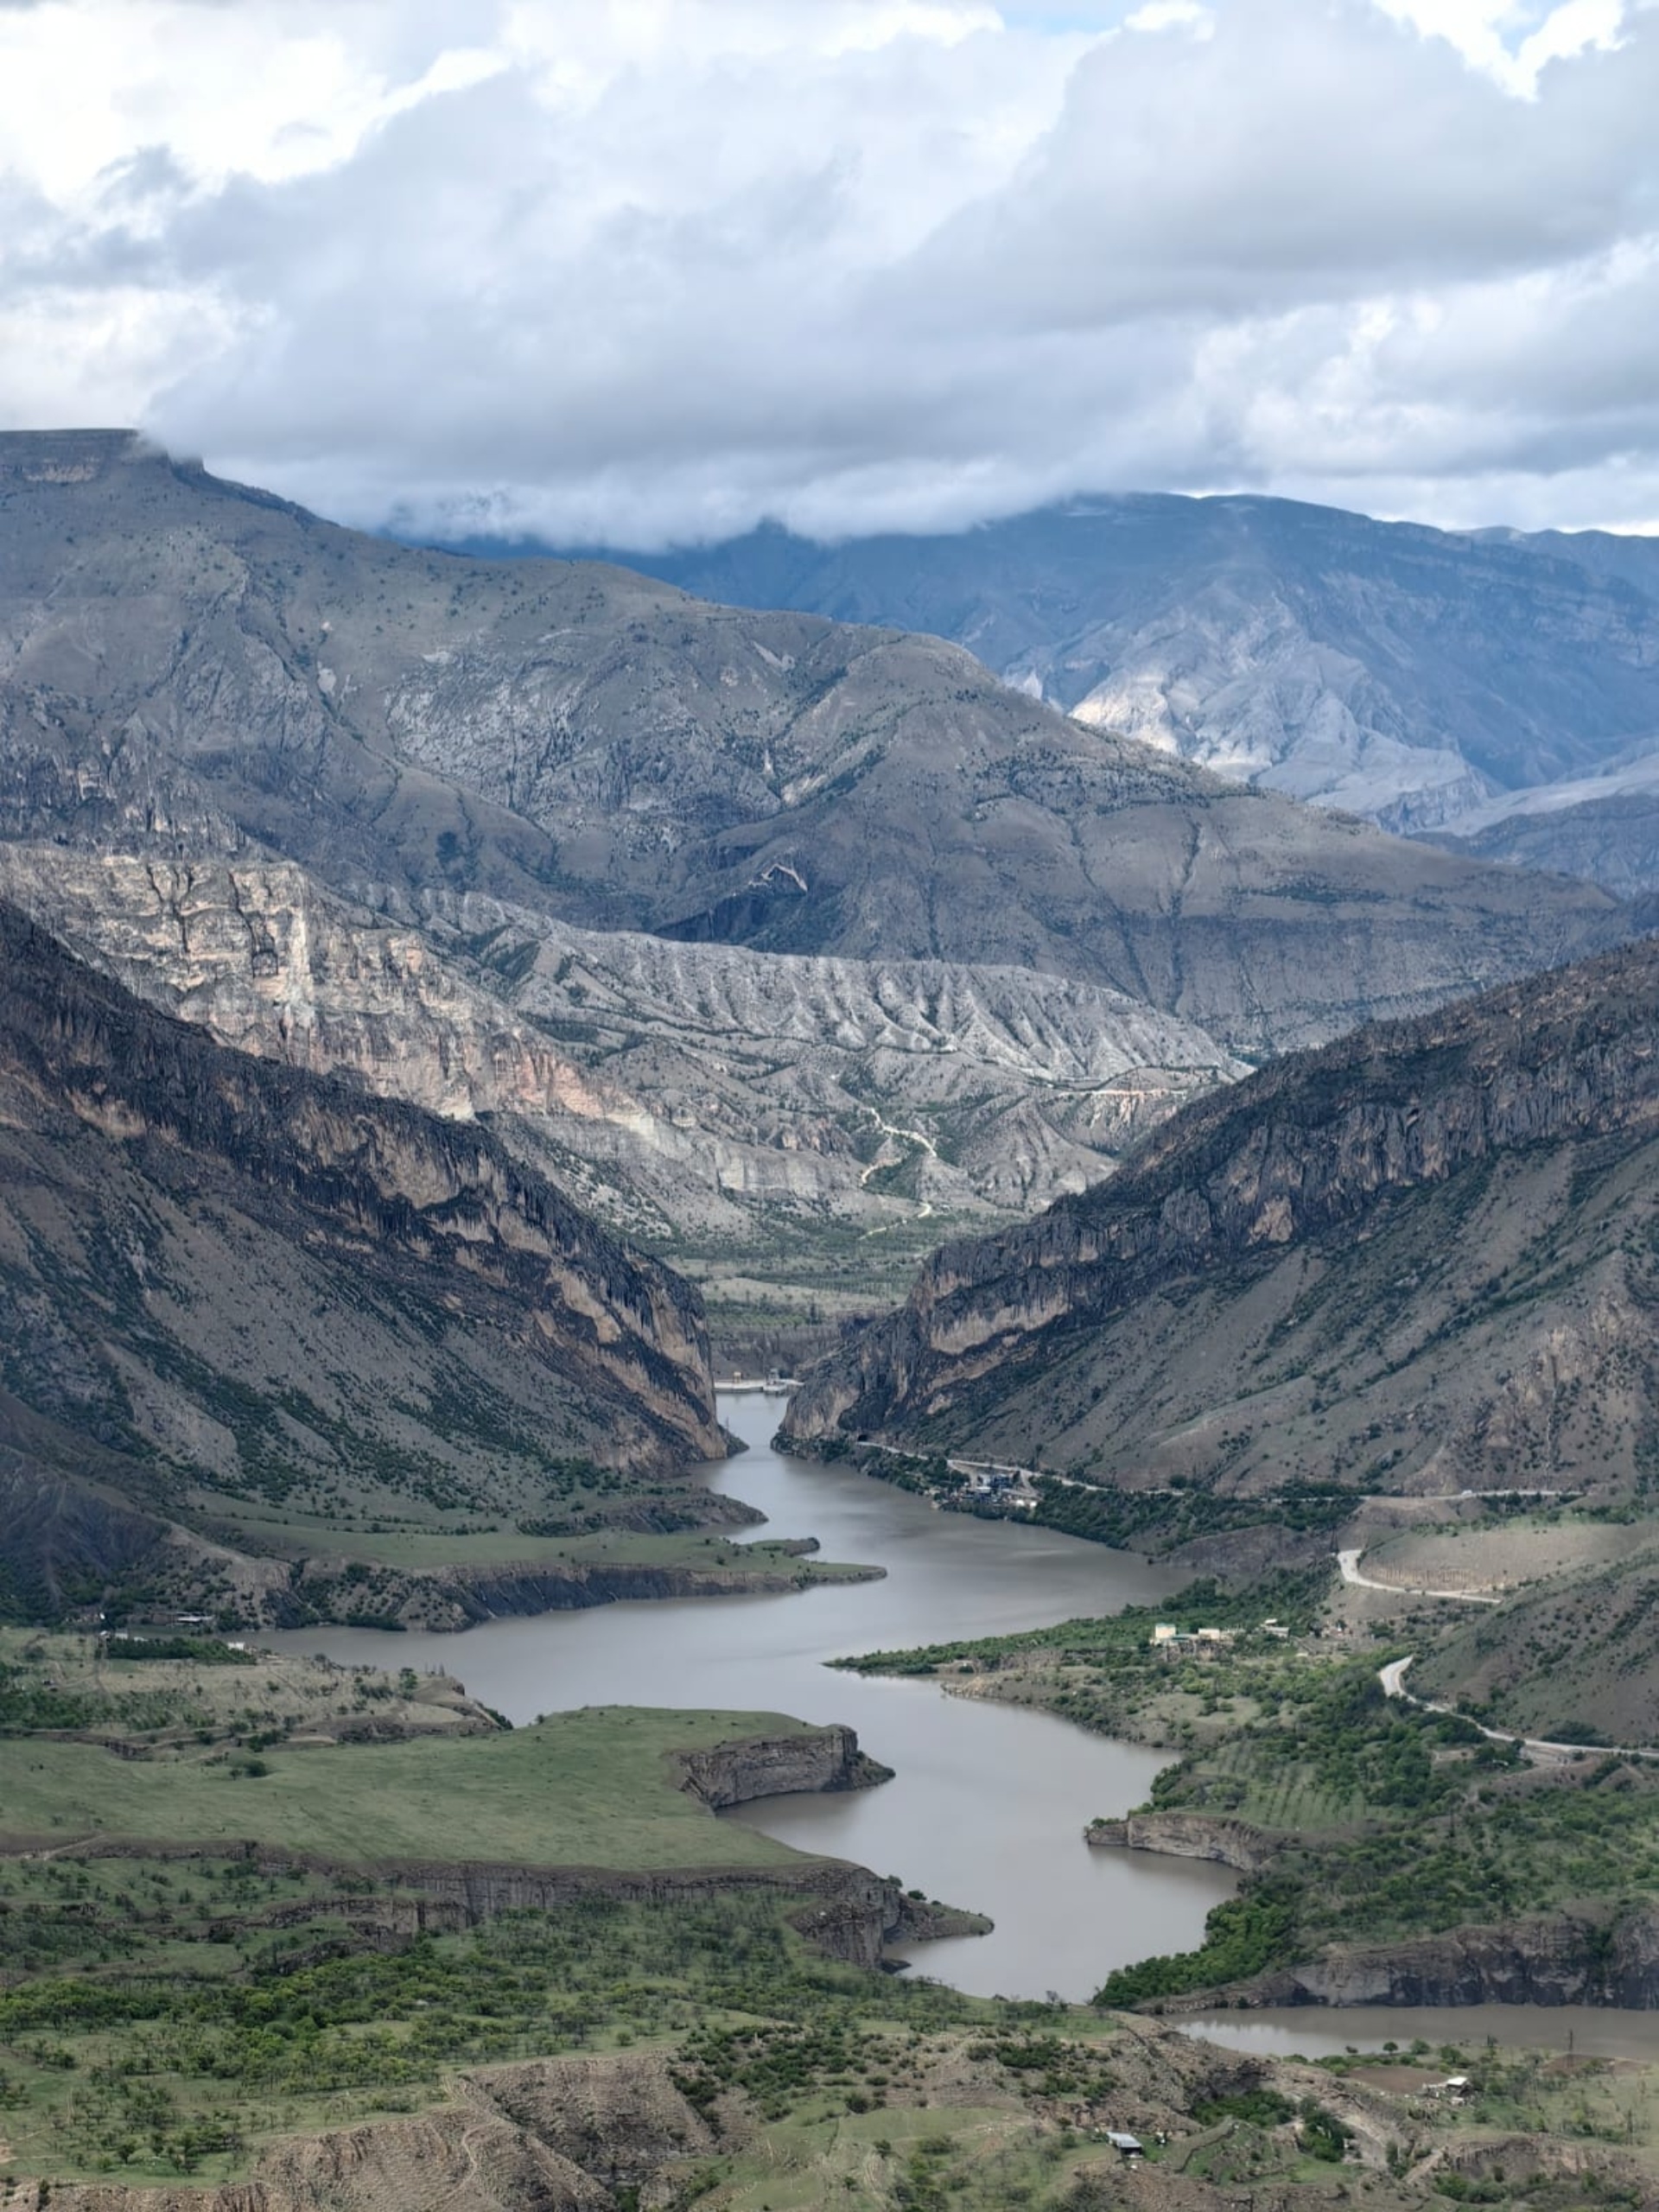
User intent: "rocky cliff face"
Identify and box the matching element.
[0,431,1643,1317]
[0,845,633,1126]
[1085,1813,1274,1875]
[0,899,721,1620]
[244,1853,963,1975]
[338,1547,874,1636]
[675,1726,893,1808]
[0,435,1629,1060]
[785,937,1659,1499]
[1233,1904,1659,2010]
[0,842,1243,1262]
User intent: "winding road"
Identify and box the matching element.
[1337,1546,1503,1604]
[1346,1548,1659,1760]
[1377,1653,1659,1764]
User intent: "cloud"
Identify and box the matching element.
[1376,0,1629,95]
[0,0,1655,540]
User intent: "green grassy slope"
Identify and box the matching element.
[0,1705,810,1869]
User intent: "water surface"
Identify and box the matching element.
[279,1393,1232,1999]
[272,1399,1659,2050]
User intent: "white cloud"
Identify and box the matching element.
[0,0,1655,542]
[1371,0,1630,92]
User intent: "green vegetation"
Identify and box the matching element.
[836,1440,1356,1558]
[1031,1476,1354,1553]
[1,1635,1656,2204]
[674,1205,979,1332]
[1135,1663,1659,1973]
[0,1624,489,1756]
[0,1863,988,2184]
[833,1573,1325,1745]
[838,1586,1659,2012]
[1095,1893,1299,2007]
[2,1701,818,1870]
[1192,2083,1294,2127]
[48,1511,875,1638]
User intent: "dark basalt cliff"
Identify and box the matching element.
[1208,1904,1659,2012]
[0,900,721,1618]
[785,936,1659,1497]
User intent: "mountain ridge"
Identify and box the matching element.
[545,490,1659,865]
[0,428,1641,1318]
[783,931,1659,1503]
[0,897,727,1624]
[0,430,1629,1040]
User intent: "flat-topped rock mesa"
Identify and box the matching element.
[0,900,722,1619]
[0,432,1632,1066]
[676,1724,894,1808]
[785,935,1659,1500]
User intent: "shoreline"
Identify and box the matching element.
[0,1649,992,1974]
[839,1593,1659,2023]
[1086,1815,1659,2015]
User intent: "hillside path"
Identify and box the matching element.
[1338,1546,1502,1604]
[1378,1654,1659,1764]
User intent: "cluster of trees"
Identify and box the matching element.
[1092,1891,1299,2008]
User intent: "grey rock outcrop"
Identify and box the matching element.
[601,492,1659,848]
[1438,786,1659,902]
[0,900,722,1620]
[1085,1813,1275,1875]
[0,842,1243,1249]
[785,936,1659,1500]
[287,1856,962,1974]
[676,1725,893,1808]
[0,430,1644,1316]
[0,434,1629,1063]
[1236,1904,1659,2010]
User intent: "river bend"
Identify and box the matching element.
[283,1393,1232,2000]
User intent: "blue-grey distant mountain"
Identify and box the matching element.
[2,435,1625,1066]
[0,433,1637,1315]
[542,496,1659,875]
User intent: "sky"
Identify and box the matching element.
[1,0,1656,546]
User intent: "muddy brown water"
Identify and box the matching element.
[275,1399,1659,2052]
[277,1393,1231,2000]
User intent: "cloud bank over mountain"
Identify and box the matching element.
[0,0,1654,543]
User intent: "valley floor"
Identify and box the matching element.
[5,1471,1659,2209]
[1,1627,1652,2211]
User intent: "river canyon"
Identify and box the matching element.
[279,1397,1659,2062]
[278,1392,1232,2003]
